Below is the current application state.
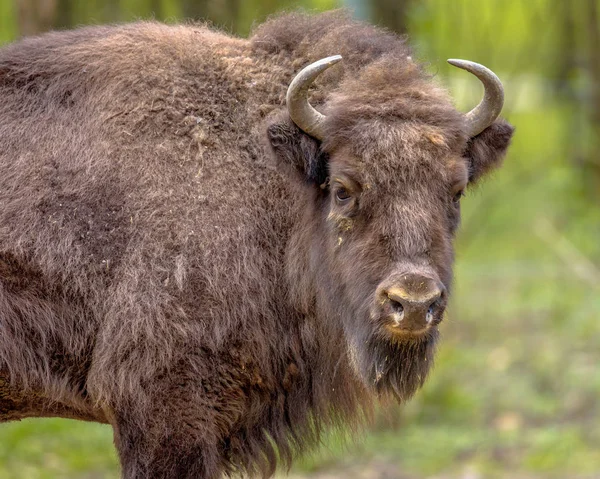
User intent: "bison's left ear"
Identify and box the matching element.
[464,120,515,184]
[266,114,329,186]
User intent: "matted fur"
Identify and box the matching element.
[0,10,513,478]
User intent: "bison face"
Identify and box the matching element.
[320,145,453,400]
[319,120,512,400]
[268,56,514,401]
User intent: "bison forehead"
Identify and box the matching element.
[329,132,469,195]
[320,56,469,151]
[328,117,467,159]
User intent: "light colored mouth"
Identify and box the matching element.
[386,310,436,335]
[384,323,433,339]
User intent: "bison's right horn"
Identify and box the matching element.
[447,59,505,137]
[286,55,342,141]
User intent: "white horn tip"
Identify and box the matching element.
[326,54,343,64]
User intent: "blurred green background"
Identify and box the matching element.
[1,0,599,478]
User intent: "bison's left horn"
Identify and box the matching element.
[286,55,342,140]
[447,59,505,137]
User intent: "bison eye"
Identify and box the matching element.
[335,187,352,203]
[453,190,465,205]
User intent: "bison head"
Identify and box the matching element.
[267,55,513,402]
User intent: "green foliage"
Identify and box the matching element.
[1,0,598,477]
[0,1,17,44]
[0,419,118,478]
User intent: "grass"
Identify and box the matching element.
[0,420,118,479]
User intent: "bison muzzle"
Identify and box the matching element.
[0,10,514,479]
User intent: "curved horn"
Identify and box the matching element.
[286,55,342,140]
[447,59,505,137]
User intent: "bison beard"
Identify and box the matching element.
[0,9,514,479]
[365,327,437,400]
[332,290,437,401]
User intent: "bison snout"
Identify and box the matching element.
[377,273,446,333]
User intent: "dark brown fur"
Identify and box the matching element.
[0,11,513,478]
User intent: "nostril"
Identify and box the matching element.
[385,293,406,325]
[385,290,404,309]
[390,298,404,314]
[426,296,445,324]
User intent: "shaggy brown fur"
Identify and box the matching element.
[0,10,513,478]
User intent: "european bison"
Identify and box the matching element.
[0,10,513,478]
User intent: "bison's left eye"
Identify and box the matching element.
[453,190,465,205]
[335,187,352,204]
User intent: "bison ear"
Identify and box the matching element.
[266,114,329,186]
[464,120,515,184]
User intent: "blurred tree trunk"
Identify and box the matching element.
[585,0,600,197]
[16,0,58,36]
[555,0,600,198]
[151,0,162,19]
[555,1,576,96]
[102,0,121,23]
[343,0,370,20]
[223,0,240,33]
[181,0,240,33]
[371,0,414,34]
[54,0,72,29]
[182,0,210,21]
[343,0,412,33]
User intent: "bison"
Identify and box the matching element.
[0,10,514,478]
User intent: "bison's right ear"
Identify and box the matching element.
[464,120,515,184]
[267,114,329,186]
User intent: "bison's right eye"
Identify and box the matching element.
[335,187,352,202]
[452,189,465,205]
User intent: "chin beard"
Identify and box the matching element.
[351,327,439,402]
